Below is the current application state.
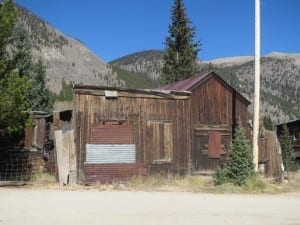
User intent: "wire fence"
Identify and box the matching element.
[0,148,46,181]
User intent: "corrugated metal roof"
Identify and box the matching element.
[276,118,300,126]
[158,72,210,91]
[86,144,136,163]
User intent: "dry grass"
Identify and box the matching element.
[30,172,56,183]
[281,171,300,192]
[126,174,288,194]
[22,171,300,194]
[210,176,288,194]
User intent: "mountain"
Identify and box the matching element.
[16,4,124,93]
[111,50,300,122]
[110,50,164,81]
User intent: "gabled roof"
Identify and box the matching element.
[157,71,251,105]
[276,118,300,127]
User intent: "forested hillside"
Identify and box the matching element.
[110,50,163,81]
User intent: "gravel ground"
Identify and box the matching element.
[0,188,300,225]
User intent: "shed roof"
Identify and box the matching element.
[157,71,251,105]
[73,85,191,100]
[276,118,300,127]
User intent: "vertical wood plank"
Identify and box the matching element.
[55,130,65,186]
[67,130,77,185]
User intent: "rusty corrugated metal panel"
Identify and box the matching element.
[84,163,147,184]
[207,131,221,158]
[91,124,133,144]
[86,144,136,163]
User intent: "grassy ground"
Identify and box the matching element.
[26,171,300,194]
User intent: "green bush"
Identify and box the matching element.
[213,124,254,186]
[213,166,228,185]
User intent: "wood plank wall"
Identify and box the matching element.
[74,89,191,182]
[190,76,249,170]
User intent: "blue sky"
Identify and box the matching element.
[15,0,300,63]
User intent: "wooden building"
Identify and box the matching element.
[73,85,191,184]
[23,110,73,175]
[276,119,300,159]
[159,71,251,171]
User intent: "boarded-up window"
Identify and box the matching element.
[146,121,173,162]
[208,131,221,158]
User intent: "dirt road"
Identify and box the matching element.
[0,188,300,225]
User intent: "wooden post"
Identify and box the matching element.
[53,111,60,131]
[55,129,76,186]
[253,0,261,172]
[67,130,77,185]
[55,130,65,186]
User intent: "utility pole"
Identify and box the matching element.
[253,0,260,172]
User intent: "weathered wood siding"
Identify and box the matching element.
[277,119,300,158]
[258,130,283,179]
[190,76,249,170]
[74,87,191,183]
[190,76,248,126]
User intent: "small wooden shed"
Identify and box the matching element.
[159,71,251,171]
[276,119,300,159]
[73,85,191,184]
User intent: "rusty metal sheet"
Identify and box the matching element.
[86,144,136,163]
[91,124,133,144]
[84,163,147,184]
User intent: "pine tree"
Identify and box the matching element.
[226,125,254,185]
[279,125,296,172]
[0,0,17,76]
[29,58,53,112]
[10,24,53,112]
[161,0,200,84]
[263,115,274,131]
[0,0,30,140]
[0,70,30,137]
[9,24,34,78]
[213,124,254,186]
[57,78,73,102]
